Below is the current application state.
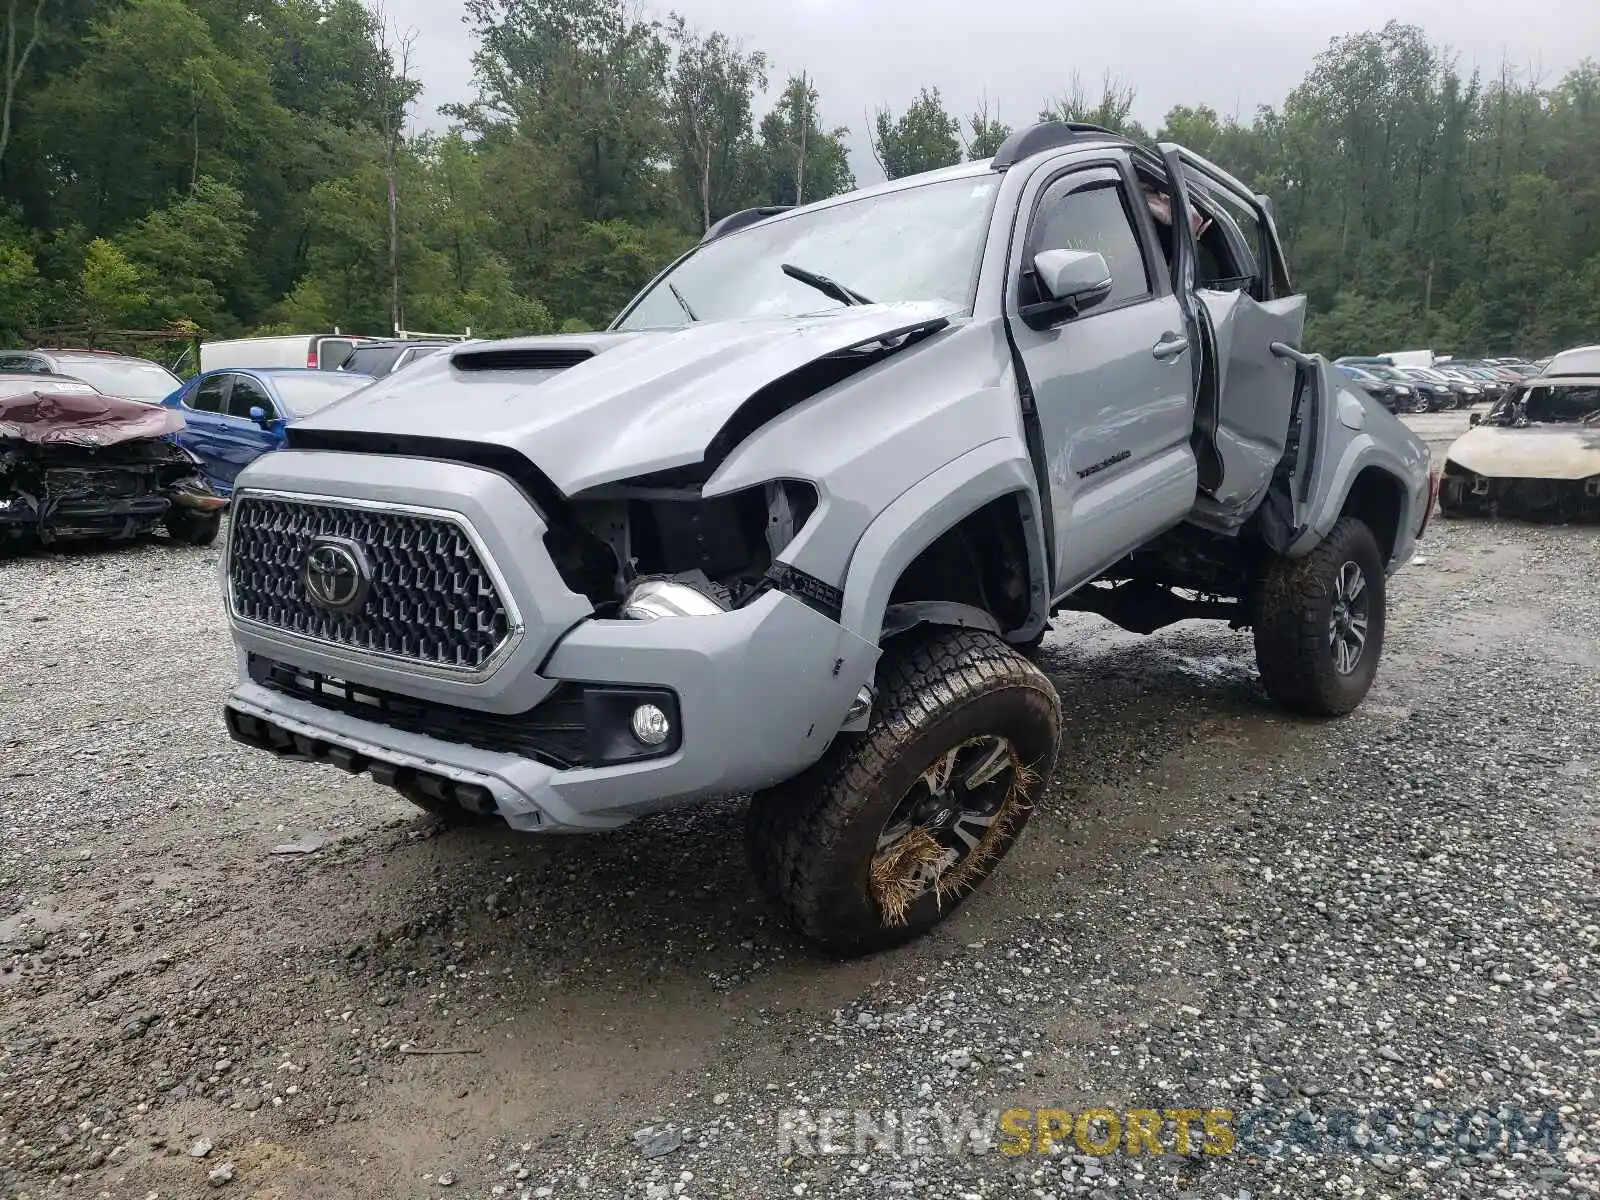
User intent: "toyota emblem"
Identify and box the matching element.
[302,537,371,613]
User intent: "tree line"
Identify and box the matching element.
[0,2,1593,360]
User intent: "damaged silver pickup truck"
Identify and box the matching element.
[218,122,1431,955]
[0,373,226,549]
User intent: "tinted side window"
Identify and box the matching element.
[345,347,401,376]
[317,339,357,370]
[226,375,276,419]
[396,346,445,372]
[190,375,228,413]
[1024,179,1150,309]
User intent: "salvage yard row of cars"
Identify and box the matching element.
[1335,355,1539,413]
[0,332,457,548]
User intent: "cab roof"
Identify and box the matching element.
[700,121,1143,246]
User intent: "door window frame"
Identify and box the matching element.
[224,373,278,421]
[315,338,359,371]
[1164,145,1293,300]
[1008,155,1173,325]
[186,373,232,414]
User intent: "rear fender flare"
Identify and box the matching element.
[1289,437,1425,564]
[838,438,1049,644]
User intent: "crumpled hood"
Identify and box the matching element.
[0,390,185,448]
[1446,423,1600,481]
[292,303,954,494]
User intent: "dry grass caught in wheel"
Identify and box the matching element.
[869,743,1042,927]
[869,828,945,926]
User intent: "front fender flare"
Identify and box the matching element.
[837,437,1049,644]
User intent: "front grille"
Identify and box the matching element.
[228,495,513,671]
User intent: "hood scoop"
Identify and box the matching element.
[453,347,596,372]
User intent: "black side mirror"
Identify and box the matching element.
[1469,412,1481,426]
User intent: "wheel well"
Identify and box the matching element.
[886,494,1034,635]
[1340,467,1404,563]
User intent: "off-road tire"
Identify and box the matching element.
[164,507,222,546]
[1253,516,1386,717]
[745,627,1062,957]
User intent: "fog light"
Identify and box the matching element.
[630,703,671,746]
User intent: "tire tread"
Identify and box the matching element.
[1253,516,1385,717]
[747,627,1060,954]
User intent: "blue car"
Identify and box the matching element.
[161,367,375,494]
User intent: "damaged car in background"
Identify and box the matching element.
[1440,371,1600,520]
[0,373,227,550]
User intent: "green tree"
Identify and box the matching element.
[117,177,254,331]
[0,0,49,173]
[964,98,1011,161]
[871,86,961,180]
[79,237,144,329]
[1038,72,1148,140]
[457,0,672,224]
[541,219,692,330]
[757,73,853,205]
[665,15,766,231]
[33,0,277,235]
[0,223,39,341]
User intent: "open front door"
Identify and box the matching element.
[1159,145,1307,532]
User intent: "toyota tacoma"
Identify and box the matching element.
[218,122,1432,955]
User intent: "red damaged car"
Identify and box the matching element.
[0,372,226,549]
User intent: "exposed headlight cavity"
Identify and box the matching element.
[621,578,730,621]
[548,477,820,614]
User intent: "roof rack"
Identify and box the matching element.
[990,121,1128,171]
[701,206,793,244]
[394,327,473,342]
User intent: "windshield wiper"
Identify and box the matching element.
[667,282,698,323]
[781,263,872,307]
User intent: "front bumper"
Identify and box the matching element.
[0,492,169,541]
[1439,468,1600,520]
[225,587,880,832]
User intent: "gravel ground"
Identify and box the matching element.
[2,409,1598,1199]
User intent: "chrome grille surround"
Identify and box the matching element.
[225,489,524,680]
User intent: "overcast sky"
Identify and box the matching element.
[380,0,1599,183]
